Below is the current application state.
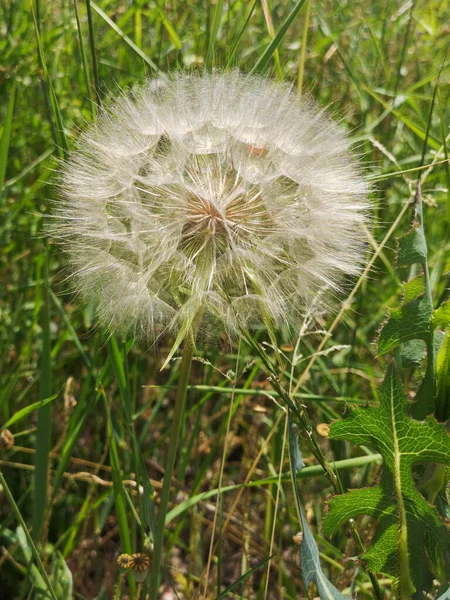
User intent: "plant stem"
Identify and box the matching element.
[0,472,58,600]
[245,334,384,600]
[148,337,194,600]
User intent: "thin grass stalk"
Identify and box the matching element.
[203,342,242,598]
[263,414,288,600]
[296,0,311,94]
[0,472,58,600]
[224,0,257,69]
[31,0,68,158]
[148,336,194,600]
[0,81,15,194]
[72,0,94,117]
[250,0,308,74]
[33,251,52,542]
[261,0,283,79]
[102,393,136,595]
[205,0,224,70]
[85,0,101,107]
[245,334,384,598]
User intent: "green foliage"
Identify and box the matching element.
[289,415,350,599]
[436,327,450,421]
[33,254,53,542]
[377,191,437,418]
[0,82,15,193]
[1,0,449,598]
[16,526,73,599]
[322,364,450,595]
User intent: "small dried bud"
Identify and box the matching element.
[293,531,303,545]
[0,429,14,448]
[316,423,330,437]
[129,552,150,582]
[64,376,77,412]
[117,553,132,570]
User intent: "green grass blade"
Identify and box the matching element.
[165,453,383,523]
[49,289,92,370]
[206,0,224,70]
[2,394,57,430]
[73,0,94,113]
[437,84,450,236]
[362,85,441,150]
[85,0,101,107]
[157,8,182,51]
[250,0,308,74]
[214,555,273,599]
[146,384,366,404]
[419,58,441,169]
[91,1,160,73]
[33,252,52,542]
[296,0,311,93]
[224,0,257,69]
[103,395,135,593]
[107,337,156,540]
[30,1,68,157]
[107,337,131,419]
[0,472,58,600]
[0,81,15,193]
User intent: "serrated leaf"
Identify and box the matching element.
[322,365,450,595]
[436,329,450,421]
[400,339,427,368]
[377,189,437,417]
[288,414,351,599]
[378,203,434,354]
[432,302,450,329]
[377,282,432,355]
[396,219,428,269]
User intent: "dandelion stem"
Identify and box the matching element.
[148,336,194,600]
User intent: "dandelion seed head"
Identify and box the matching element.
[51,72,370,342]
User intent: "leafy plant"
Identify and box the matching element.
[322,364,450,597]
[323,193,450,598]
[377,186,438,419]
[289,415,350,599]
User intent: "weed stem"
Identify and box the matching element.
[148,336,194,600]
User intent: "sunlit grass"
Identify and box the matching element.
[0,0,449,598]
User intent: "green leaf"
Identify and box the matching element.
[288,414,351,599]
[377,189,437,418]
[322,364,450,596]
[250,0,308,74]
[205,0,224,70]
[33,253,53,542]
[436,329,450,421]
[377,275,432,355]
[0,472,58,600]
[432,302,450,329]
[0,81,15,193]
[91,2,160,73]
[2,394,57,430]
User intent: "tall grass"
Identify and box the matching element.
[0,1,449,599]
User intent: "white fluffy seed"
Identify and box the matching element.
[50,71,370,343]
